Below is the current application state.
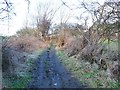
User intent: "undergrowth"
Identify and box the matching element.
[56,50,120,88]
[2,49,43,88]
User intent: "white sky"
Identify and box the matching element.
[0,0,105,36]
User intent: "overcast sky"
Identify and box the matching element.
[0,0,105,36]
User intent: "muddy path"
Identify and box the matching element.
[28,48,86,88]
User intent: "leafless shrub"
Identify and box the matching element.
[64,37,84,57]
[7,35,47,52]
[110,62,120,81]
[55,28,87,57]
[2,40,27,77]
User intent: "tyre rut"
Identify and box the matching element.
[28,48,86,88]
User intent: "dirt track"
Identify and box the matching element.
[28,48,86,88]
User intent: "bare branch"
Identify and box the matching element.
[0,0,15,21]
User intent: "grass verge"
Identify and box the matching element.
[2,49,43,88]
[56,50,120,88]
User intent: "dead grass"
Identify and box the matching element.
[55,29,87,56]
[2,37,44,88]
[2,35,47,88]
[7,35,48,52]
[54,29,119,87]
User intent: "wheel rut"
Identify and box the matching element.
[28,48,86,88]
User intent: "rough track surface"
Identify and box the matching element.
[28,48,86,88]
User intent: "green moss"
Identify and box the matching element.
[44,60,49,77]
[3,75,32,88]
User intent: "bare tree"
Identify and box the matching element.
[35,2,62,39]
[60,0,120,54]
[0,0,15,20]
[25,0,30,13]
[75,0,120,44]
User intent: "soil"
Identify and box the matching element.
[28,48,87,88]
